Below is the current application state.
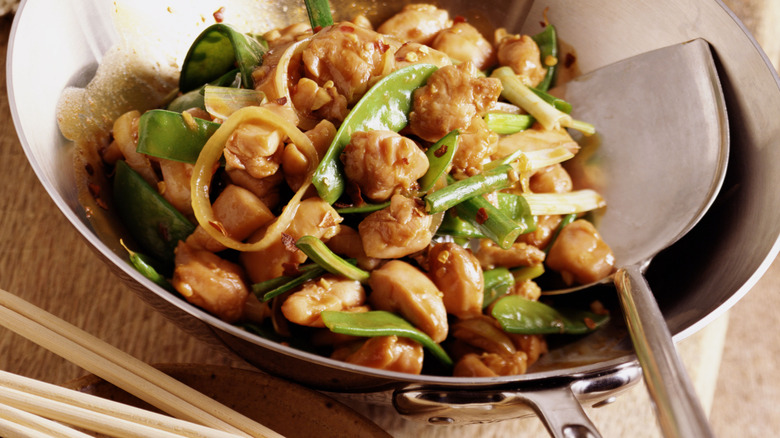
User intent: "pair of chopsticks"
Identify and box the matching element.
[0,288,284,438]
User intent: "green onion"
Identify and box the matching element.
[335,201,391,215]
[418,130,459,192]
[544,213,577,254]
[484,113,534,134]
[453,193,528,250]
[295,235,370,283]
[304,0,334,29]
[530,24,558,92]
[523,190,605,215]
[424,164,515,214]
[204,86,267,120]
[255,265,327,302]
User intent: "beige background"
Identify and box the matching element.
[0,1,778,436]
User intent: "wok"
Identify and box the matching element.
[7,0,780,435]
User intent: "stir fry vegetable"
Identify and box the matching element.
[99,2,617,377]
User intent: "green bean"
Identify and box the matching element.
[136,109,220,163]
[482,267,515,308]
[179,24,267,93]
[313,64,439,204]
[424,165,514,214]
[295,235,370,283]
[321,310,453,366]
[491,295,610,335]
[530,24,559,92]
[418,130,459,193]
[112,160,195,262]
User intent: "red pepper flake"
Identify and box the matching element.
[374,40,390,53]
[345,181,365,206]
[276,96,288,106]
[584,317,597,330]
[213,7,225,23]
[281,233,298,253]
[339,24,355,33]
[476,207,489,224]
[434,144,448,158]
[453,15,467,24]
[88,183,101,200]
[209,220,228,237]
[313,26,323,33]
[564,53,576,69]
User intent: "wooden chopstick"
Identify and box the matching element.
[0,401,91,438]
[0,288,284,438]
[0,370,244,438]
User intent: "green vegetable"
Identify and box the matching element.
[167,68,241,113]
[492,66,594,135]
[112,160,195,262]
[418,130,459,192]
[424,164,514,214]
[545,213,577,253]
[120,239,174,291]
[204,85,267,120]
[321,310,453,366]
[491,295,610,335]
[530,87,572,114]
[511,264,545,282]
[435,210,486,239]
[304,0,334,29]
[523,190,605,215]
[482,268,515,308]
[295,235,370,283]
[335,201,391,215]
[179,24,267,93]
[254,264,327,302]
[496,193,538,233]
[453,190,529,250]
[136,109,220,163]
[313,64,439,204]
[484,113,534,134]
[530,24,558,92]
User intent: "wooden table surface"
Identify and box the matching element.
[0,2,778,436]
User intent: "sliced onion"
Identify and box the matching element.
[191,106,316,252]
[204,86,267,120]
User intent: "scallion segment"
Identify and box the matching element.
[295,235,370,283]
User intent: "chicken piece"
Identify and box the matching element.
[507,333,548,366]
[409,62,502,143]
[453,351,529,377]
[172,241,249,323]
[495,29,548,88]
[431,22,496,70]
[450,115,498,177]
[377,4,452,45]
[342,130,429,202]
[451,316,516,356]
[226,168,284,210]
[111,110,158,186]
[241,197,342,283]
[302,22,404,104]
[290,77,349,125]
[368,260,448,343]
[358,194,433,259]
[335,336,424,374]
[325,225,381,271]
[428,242,484,319]
[517,214,562,249]
[393,42,453,70]
[530,163,573,194]
[475,239,546,270]
[350,14,373,30]
[282,119,337,191]
[186,184,275,253]
[158,159,194,218]
[224,122,283,179]
[546,219,615,285]
[281,275,366,327]
[510,279,542,302]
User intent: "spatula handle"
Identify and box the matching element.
[615,265,715,438]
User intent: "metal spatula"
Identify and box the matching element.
[554,38,728,437]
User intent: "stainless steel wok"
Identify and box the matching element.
[7,0,780,435]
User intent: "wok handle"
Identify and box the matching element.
[521,387,602,438]
[615,265,715,438]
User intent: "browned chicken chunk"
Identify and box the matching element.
[546,219,616,285]
[428,242,484,319]
[358,194,433,259]
[377,4,452,45]
[432,22,496,70]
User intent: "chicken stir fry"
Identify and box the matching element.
[101,3,615,377]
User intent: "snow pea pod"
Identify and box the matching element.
[136,109,220,163]
[296,235,370,283]
[313,64,439,204]
[531,24,558,92]
[179,24,267,93]
[320,310,453,366]
[120,240,174,291]
[113,160,195,263]
[255,264,327,302]
[491,295,610,335]
[167,68,241,113]
[482,267,515,308]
